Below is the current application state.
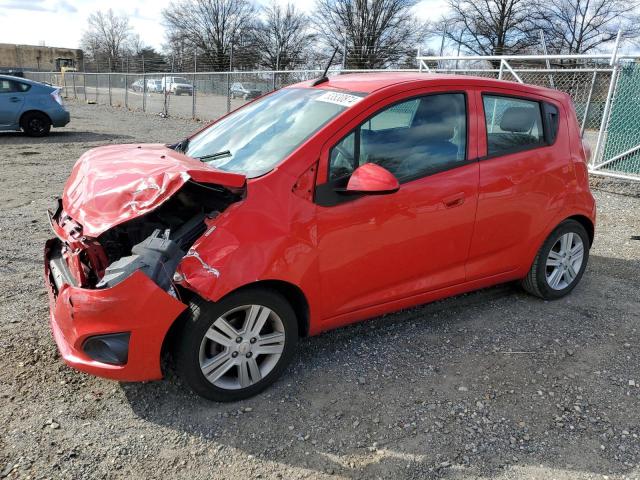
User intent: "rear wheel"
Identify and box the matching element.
[522,219,590,299]
[175,289,298,401]
[21,112,51,137]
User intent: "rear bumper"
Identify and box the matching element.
[44,239,187,381]
[51,109,70,127]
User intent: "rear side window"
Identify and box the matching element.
[483,95,544,156]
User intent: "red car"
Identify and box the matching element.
[44,73,596,401]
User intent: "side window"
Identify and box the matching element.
[0,80,16,93]
[0,80,29,93]
[483,95,544,156]
[329,93,467,181]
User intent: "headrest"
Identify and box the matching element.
[499,107,536,132]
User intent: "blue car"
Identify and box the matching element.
[0,75,70,136]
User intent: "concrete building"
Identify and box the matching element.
[0,43,83,71]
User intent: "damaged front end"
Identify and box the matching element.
[44,179,244,381]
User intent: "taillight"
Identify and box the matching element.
[50,89,64,106]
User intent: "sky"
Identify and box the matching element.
[0,0,447,52]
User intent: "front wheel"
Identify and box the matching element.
[175,289,298,401]
[522,219,590,300]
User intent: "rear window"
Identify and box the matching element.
[483,95,544,156]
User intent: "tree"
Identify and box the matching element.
[311,0,424,69]
[81,9,132,71]
[252,2,314,70]
[162,0,255,71]
[534,0,640,54]
[442,0,538,64]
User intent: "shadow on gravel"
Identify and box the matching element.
[0,131,132,144]
[123,254,640,479]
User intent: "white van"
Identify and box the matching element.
[161,76,194,96]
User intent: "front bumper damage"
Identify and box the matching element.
[44,239,187,381]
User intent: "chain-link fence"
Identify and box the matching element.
[24,53,640,180]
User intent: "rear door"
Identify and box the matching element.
[0,79,27,126]
[466,88,572,280]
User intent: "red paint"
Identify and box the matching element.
[346,163,400,193]
[63,143,245,237]
[44,241,187,381]
[45,73,595,381]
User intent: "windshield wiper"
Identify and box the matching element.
[173,137,190,153]
[198,150,232,162]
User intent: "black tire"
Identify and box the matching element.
[21,112,51,137]
[522,219,590,300]
[175,289,298,401]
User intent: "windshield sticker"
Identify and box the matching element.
[315,91,363,108]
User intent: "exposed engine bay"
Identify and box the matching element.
[52,181,242,291]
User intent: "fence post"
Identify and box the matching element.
[272,71,276,91]
[192,49,197,119]
[592,30,622,168]
[580,71,597,138]
[143,73,147,112]
[72,73,77,100]
[83,72,87,102]
[226,72,231,113]
[108,72,112,106]
[124,73,128,109]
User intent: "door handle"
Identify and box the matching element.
[9,97,21,103]
[443,192,465,208]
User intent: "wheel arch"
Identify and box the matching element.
[566,214,594,247]
[161,279,310,364]
[232,280,310,338]
[19,109,52,127]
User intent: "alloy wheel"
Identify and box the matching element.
[545,232,584,290]
[198,304,286,390]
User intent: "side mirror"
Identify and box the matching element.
[345,163,400,195]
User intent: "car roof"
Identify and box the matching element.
[0,74,42,86]
[295,72,567,101]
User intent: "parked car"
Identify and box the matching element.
[161,76,194,96]
[147,79,163,93]
[44,73,595,401]
[130,79,144,92]
[0,74,69,136]
[230,82,262,100]
[130,78,162,93]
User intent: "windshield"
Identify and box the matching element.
[173,77,189,84]
[185,88,364,178]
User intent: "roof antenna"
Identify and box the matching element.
[312,46,340,86]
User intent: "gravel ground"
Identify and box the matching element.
[0,101,639,480]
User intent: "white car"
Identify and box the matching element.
[161,76,194,96]
[130,79,163,93]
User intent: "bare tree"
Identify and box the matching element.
[252,2,314,70]
[163,0,255,71]
[534,0,640,54]
[81,9,132,71]
[442,0,538,64]
[311,0,424,69]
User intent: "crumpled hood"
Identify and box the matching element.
[62,144,245,238]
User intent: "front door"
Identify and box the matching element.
[315,90,480,320]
